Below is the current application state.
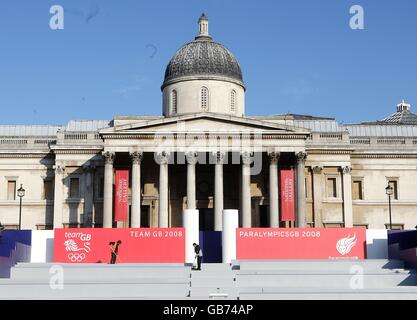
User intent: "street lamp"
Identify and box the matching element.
[385,184,393,230]
[17,184,25,230]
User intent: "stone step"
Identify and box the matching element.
[237,286,417,293]
[191,271,236,278]
[235,273,417,288]
[11,267,191,280]
[190,286,238,299]
[237,260,405,271]
[239,292,417,300]
[198,263,232,271]
[191,277,235,287]
[0,277,190,285]
[236,269,413,275]
[0,283,190,298]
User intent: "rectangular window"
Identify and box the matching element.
[352,180,363,200]
[327,177,337,198]
[43,180,54,200]
[388,180,398,200]
[7,180,16,200]
[69,178,80,198]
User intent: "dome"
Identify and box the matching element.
[161,15,245,90]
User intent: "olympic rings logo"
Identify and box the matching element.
[67,253,86,262]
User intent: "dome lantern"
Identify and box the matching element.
[196,13,211,40]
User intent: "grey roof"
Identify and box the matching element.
[63,120,111,132]
[379,109,417,124]
[253,114,335,121]
[361,101,417,125]
[162,40,244,90]
[0,120,110,137]
[345,124,417,137]
[0,125,62,136]
[293,120,343,132]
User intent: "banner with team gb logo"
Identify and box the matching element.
[54,228,185,263]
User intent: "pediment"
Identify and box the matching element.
[100,113,309,135]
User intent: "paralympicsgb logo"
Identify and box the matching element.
[64,233,92,262]
[336,233,357,256]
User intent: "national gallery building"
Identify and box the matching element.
[1,15,417,231]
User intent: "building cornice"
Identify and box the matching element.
[101,133,308,140]
[0,152,52,158]
[51,145,104,155]
[351,153,417,159]
[306,149,353,155]
[53,150,103,155]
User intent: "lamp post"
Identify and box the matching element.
[385,184,393,230]
[17,184,25,230]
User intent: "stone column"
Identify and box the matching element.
[130,151,143,228]
[83,163,95,228]
[214,151,225,231]
[103,151,115,228]
[312,166,324,227]
[296,152,307,228]
[241,151,252,228]
[186,151,198,210]
[268,152,280,228]
[158,151,170,227]
[341,166,353,227]
[53,165,65,229]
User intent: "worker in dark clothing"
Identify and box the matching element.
[192,243,203,270]
[109,240,122,264]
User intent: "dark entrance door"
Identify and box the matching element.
[140,205,150,227]
[260,205,269,227]
[199,208,214,231]
[198,208,222,263]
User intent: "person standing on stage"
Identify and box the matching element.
[192,243,203,270]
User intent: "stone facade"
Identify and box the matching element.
[1,16,416,231]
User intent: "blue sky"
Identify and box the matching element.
[0,0,416,125]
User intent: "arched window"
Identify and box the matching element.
[171,90,177,114]
[201,87,209,111]
[230,90,236,113]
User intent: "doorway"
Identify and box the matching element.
[259,205,269,227]
[199,208,214,231]
[140,205,150,228]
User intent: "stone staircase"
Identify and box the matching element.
[1,259,417,299]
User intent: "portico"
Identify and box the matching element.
[97,113,309,229]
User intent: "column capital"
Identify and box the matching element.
[268,152,280,164]
[130,151,143,165]
[241,151,254,166]
[341,166,352,174]
[186,151,199,165]
[312,165,323,174]
[103,151,115,165]
[156,151,170,165]
[296,152,307,164]
[213,151,226,164]
[53,165,65,175]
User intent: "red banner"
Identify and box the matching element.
[115,170,129,222]
[237,228,366,259]
[280,169,295,221]
[54,228,185,263]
